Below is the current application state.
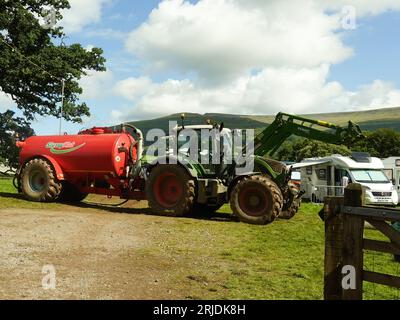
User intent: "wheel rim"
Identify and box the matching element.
[29,169,47,193]
[238,185,270,217]
[153,172,184,208]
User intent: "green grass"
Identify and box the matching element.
[1,177,399,299]
[0,177,14,193]
[0,178,63,210]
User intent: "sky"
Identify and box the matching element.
[1,0,400,135]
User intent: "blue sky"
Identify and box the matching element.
[2,0,400,135]
[329,11,400,89]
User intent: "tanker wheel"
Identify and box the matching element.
[58,181,88,203]
[20,158,62,202]
[279,198,301,220]
[230,175,283,225]
[146,165,195,217]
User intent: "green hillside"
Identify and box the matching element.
[126,113,268,137]
[247,107,400,131]
[127,106,400,138]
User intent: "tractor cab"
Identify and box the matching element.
[169,123,234,178]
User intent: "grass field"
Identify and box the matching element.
[1,177,399,299]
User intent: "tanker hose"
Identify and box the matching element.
[13,171,21,192]
[122,123,144,161]
[122,123,144,178]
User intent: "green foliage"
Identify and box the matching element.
[0,110,34,169]
[0,0,106,122]
[274,128,400,162]
[0,0,106,166]
[352,128,400,158]
[276,139,352,162]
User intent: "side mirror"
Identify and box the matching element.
[342,176,349,188]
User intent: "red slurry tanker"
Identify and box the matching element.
[16,126,144,202]
[15,113,363,225]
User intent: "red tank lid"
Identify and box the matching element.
[79,127,114,135]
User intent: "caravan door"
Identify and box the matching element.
[396,169,400,198]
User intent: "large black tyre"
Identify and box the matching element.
[230,175,283,225]
[20,158,62,202]
[146,165,195,217]
[279,198,301,219]
[58,181,88,203]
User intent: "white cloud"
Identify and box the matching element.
[61,0,110,33]
[113,77,154,101]
[346,80,400,110]
[126,0,352,83]
[80,69,114,100]
[86,28,127,40]
[113,66,400,121]
[115,0,400,120]
[0,91,15,111]
[319,0,400,16]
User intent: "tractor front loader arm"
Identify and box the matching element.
[249,112,364,157]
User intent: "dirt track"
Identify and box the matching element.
[0,205,215,300]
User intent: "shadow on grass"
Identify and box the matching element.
[0,192,25,200]
[0,191,237,223]
[73,200,237,223]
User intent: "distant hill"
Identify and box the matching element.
[246,107,400,132]
[127,107,400,140]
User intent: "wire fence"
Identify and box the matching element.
[308,185,346,203]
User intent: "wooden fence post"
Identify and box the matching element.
[324,196,344,300]
[341,183,365,300]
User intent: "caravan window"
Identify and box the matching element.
[317,169,327,180]
[350,169,390,184]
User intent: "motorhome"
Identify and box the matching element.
[382,157,400,199]
[293,153,399,206]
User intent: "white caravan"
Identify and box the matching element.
[293,153,399,206]
[382,157,400,199]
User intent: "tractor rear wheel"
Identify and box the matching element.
[279,198,301,219]
[230,175,283,225]
[146,165,195,217]
[58,181,88,203]
[20,158,62,202]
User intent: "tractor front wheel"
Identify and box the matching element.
[230,175,283,225]
[20,158,62,202]
[146,165,195,217]
[279,198,301,219]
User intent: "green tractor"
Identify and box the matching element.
[144,112,363,225]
